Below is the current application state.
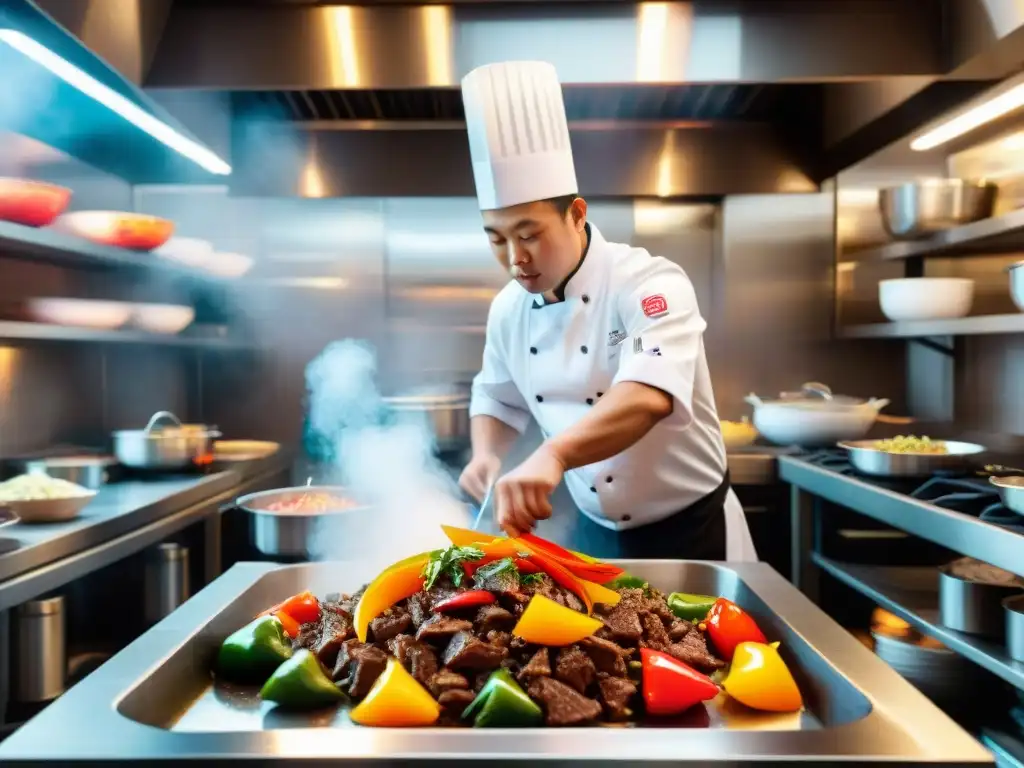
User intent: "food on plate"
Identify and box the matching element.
[945,556,1024,587]
[704,598,768,661]
[214,526,803,724]
[722,642,803,713]
[260,649,346,710]
[265,492,359,513]
[0,177,71,227]
[871,435,948,454]
[0,473,92,502]
[216,615,293,683]
[55,211,174,251]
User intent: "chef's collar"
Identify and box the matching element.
[532,222,601,309]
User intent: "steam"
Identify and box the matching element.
[304,339,470,563]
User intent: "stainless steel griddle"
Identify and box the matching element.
[0,560,993,766]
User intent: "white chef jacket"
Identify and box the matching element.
[471,223,757,561]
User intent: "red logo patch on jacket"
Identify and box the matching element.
[641,294,668,318]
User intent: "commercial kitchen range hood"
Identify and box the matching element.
[11,0,1024,192]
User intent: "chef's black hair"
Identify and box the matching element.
[545,194,580,219]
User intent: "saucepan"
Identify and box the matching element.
[837,439,986,478]
[112,411,221,470]
[745,383,892,448]
[990,476,1024,517]
[237,484,370,559]
[381,389,470,454]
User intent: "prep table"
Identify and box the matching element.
[0,558,991,766]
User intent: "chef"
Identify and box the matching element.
[457,61,756,562]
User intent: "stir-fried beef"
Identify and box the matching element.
[579,636,629,677]
[442,631,507,671]
[429,670,470,697]
[667,630,725,671]
[599,604,644,643]
[416,615,474,643]
[438,688,476,716]
[669,619,693,641]
[518,647,552,681]
[598,677,637,720]
[476,604,516,634]
[528,677,603,726]
[407,592,430,628]
[641,612,672,651]
[370,607,412,643]
[331,638,362,681]
[525,575,586,614]
[485,630,512,649]
[298,602,354,668]
[387,635,439,686]
[555,646,596,694]
[337,644,388,699]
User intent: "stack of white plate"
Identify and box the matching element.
[872,631,973,707]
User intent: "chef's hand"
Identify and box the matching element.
[495,445,563,537]
[459,452,501,503]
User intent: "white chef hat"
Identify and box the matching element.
[461,61,578,211]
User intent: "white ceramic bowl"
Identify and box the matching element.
[879,278,974,322]
[2,492,96,523]
[205,251,254,278]
[28,298,133,330]
[153,237,215,269]
[131,304,195,334]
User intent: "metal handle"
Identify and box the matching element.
[800,382,833,400]
[144,411,182,434]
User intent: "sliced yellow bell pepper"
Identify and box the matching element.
[441,524,501,548]
[349,658,441,727]
[722,641,803,713]
[353,552,431,642]
[580,579,621,606]
[512,594,603,645]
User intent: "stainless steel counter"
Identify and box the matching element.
[0,559,991,765]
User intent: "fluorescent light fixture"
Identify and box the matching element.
[911,82,1024,152]
[0,29,231,175]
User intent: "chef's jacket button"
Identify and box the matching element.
[606,476,613,483]
[582,294,590,304]
[586,397,594,405]
[590,486,597,492]
[580,345,588,354]
[622,514,632,522]
[597,391,604,397]
[530,346,538,355]
[535,394,544,403]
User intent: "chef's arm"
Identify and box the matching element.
[544,382,672,469]
[470,414,521,461]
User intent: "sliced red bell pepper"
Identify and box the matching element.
[519,533,624,584]
[705,598,767,662]
[274,609,301,639]
[514,541,593,614]
[259,591,321,625]
[433,590,496,613]
[640,648,719,716]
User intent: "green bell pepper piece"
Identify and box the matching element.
[606,574,649,592]
[216,615,294,684]
[259,649,345,710]
[667,592,719,622]
[462,668,542,728]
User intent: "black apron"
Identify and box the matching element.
[570,472,730,561]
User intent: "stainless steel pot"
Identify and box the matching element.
[19,455,115,490]
[939,558,1024,640]
[112,411,220,470]
[1009,261,1024,312]
[382,391,470,453]
[838,439,985,478]
[1004,594,1024,663]
[879,178,997,240]
[237,485,369,559]
[989,475,1024,516]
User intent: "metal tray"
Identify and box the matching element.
[0,560,991,766]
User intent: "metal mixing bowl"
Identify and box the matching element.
[879,179,997,240]
[838,439,985,477]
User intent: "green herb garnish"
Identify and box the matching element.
[519,572,545,586]
[422,546,485,590]
[472,556,521,592]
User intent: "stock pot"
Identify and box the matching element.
[745,383,890,448]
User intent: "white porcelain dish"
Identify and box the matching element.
[27,298,133,330]
[878,278,974,322]
[131,304,195,334]
[1,494,95,523]
[746,384,890,448]
[153,237,215,269]
[205,251,253,278]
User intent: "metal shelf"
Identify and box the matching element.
[0,220,221,281]
[840,314,1024,339]
[778,457,1024,579]
[0,321,256,350]
[845,208,1024,262]
[811,555,1024,692]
